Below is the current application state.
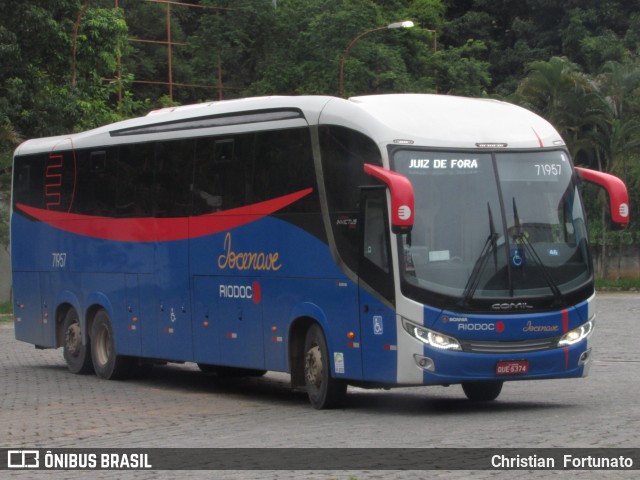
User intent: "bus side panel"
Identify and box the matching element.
[13,272,47,347]
[190,217,360,376]
[138,274,158,359]
[263,277,361,378]
[192,275,264,369]
[192,276,221,365]
[123,274,142,356]
[152,236,192,362]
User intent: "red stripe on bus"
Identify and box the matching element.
[16,188,312,242]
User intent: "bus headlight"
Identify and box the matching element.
[558,319,595,347]
[402,318,462,351]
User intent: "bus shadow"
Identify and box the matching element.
[31,362,575,415]
[125,363,575,415]
[344,387,573,415]
[136,363,310,406]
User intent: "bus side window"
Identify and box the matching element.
[193,137,245,215]
[251,128,316,212]
[319,125,382,275]
[360,188,394,304]
[363,196,390,273]
[77,150,117,216]
[12,156,45,210]
[117,143,155,217]
[154,139,195,217]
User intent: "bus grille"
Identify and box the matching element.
[460,337,559,354]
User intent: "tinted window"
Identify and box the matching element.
[319,126,382,274]
[75,149,118,216]
[13,151,76,213]
[13,154,46,210]
[154,139,194,217]
[252,128,318,213]
[192,136,247,215]
[193,128,319,216]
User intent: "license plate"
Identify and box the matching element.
[496,360,529,375]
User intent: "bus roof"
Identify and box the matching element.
[321,94,564,150]
[15,94,563,155]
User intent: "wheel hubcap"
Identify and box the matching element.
[305,345,323,388]
[65,323,81,357]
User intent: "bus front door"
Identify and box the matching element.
[358,187,398,384]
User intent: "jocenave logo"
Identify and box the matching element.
[522,321,559,333]
[217,232,281,272]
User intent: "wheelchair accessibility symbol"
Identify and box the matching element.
[511,247,525,268]
[373,316,383,335]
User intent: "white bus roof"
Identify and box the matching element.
[325,94,564,149]
[15,94,564,155]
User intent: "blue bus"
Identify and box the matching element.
[11,94,629,408]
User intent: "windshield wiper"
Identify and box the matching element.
[511,198,564,307]
[459,203,499,308]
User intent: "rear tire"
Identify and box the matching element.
[90,309,132,380]
[462,381,503,402]
[62,308,93,374]
[303,324,346,409]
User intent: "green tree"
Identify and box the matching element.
[0,119,20,251]
[189,0,276,100]
[514,57,603,157]
[253,0,388,96]
[418,39,490,95]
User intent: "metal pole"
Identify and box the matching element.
[338,21,414,98]
[115,0,122,104]
[167,2,173,100]
[71,0,92,86]
[218,57,223,100]
[339,26,386,98]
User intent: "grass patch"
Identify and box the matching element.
[0,301,12,314]
[0,301,12,321]
[595,278,640,291]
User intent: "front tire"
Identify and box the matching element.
[62,308,93,374]
[462,381,503,402]
[90,309,132,380]
[303,324,346,409]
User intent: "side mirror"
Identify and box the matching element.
[575,167,629,230]
[364,164,414,234]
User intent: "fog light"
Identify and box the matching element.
[413,354,435,371]
[578,348,591,365]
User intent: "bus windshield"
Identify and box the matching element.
[393,149,591,306]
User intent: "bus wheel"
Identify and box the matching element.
[90,309,132,380]
[303,324,346,409]
[462,381,503,402]
[62,308,94,374]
